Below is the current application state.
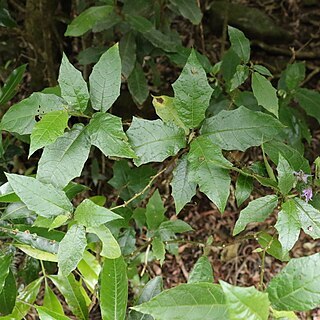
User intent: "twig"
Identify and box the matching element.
[197,0,206,54]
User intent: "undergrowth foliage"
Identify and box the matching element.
[1,6,320,320]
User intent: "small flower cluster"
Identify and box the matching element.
[293,170,313,203]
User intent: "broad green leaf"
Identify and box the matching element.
[50,214,69,230]
[49,274,88,320]
[5,173,73,218]
[118,228,136,255]
[235,174,253,207]
[58,224,87,276]
[87,225,121,259]
[169,0,202,24]
[43,283,64,315]
[295,88,320,124]
[119,32,136,78]
[36,306,70,320]
[294,198,320,239]
[271,309,298,320]
[229,65,249,91]
[92,9,121,32]
[158,220,193,235]
[0,64,26,105]
[89,44,121,112]
[188,256,213,284]
[127,118,186,166]
[267,253,320,311]
[275,200,300,252]
[65,6,113,36]
[220,280,269,320]
[14,244,58,262]
[0,254,12,294]
[87,112,135,158]
[280,62,305,91]
[253,65,272,77]
[171,155,197,213]
[172,49,213,128]
[188,136,232,213]
[152,95,188,133]
[264,140,310,173]
[128,62,149,105]
[257,232,289,261]
[277,154,295,195]
[2,202,33,220]
[100,256,128,320]
[29,110,68,156]
[128,276,163,320]
[58,53,89,112]
[227,26,250,63]
[74,199,122,227]
[146,190,166,230]
[221,49,241,83]
[200,106,284,151]
[0,270,16,316]
[131,283,228,319]
[0,278,41,319]
[37,123,91,189]
[233,195,278,235]
[152,237,165,264]
[252,72,279,117]
[0,7,16,28]
[1,93,65,135]
[78,251,101,292]
[108,160,156,204]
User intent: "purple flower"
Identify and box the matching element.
[293,170,312,184]
[302,187,313,203]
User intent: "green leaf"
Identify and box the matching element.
[5,173,73,218]
[1,93,66,135]
[271,309,298,320]
[119,32,136,78]
[252,72,279,117]
[0,269,16,316]
[188,136,232,213]
[168,0,202,24]
[43,283,64,315]
[58,53,89,112]
[65,5,113,36]
[257,232,289,261]
[280,62,305,91]
[74,199,122,227]
[118,228,136,255]
[146,190,166,230]
[87,225,121,259]
[200,106,284,151]
[14,244,58,262]
[158,220,193,235]
[277,154,295,195]
[233,195,278,235]
[253,65,272,77]
[58,224,87,276]
[89,44,121,112]
[235,174,253,207]
[0,183,20,203]
[220,280,270,320]
[131,283,228,319]
[49,274,88,320]
[152,237,165,264]
[36,306,70,320]
[267,253,320,311]
[221,49,241,83]
[152,95,188,134]
[0,64,26,105]
[37,123,91,189]
[128,62,149,105]
[29,110,68,156]
[2,202,33,220]
[229,65,249,91]
[188,256,213,284]
[100,256,128,320]
[0,254,12,294]
[108,160,156,205]
[172,49,213,128]
[171,155,197,213]
[227,26,250,63]
[127,118,186,166]
[275,200,301,252]
[87,112,136,158]
[0,278,41,319]
[128,276,163,320]
[0,7,16,28]
[295,88,320,124]
[264,140,310,173]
